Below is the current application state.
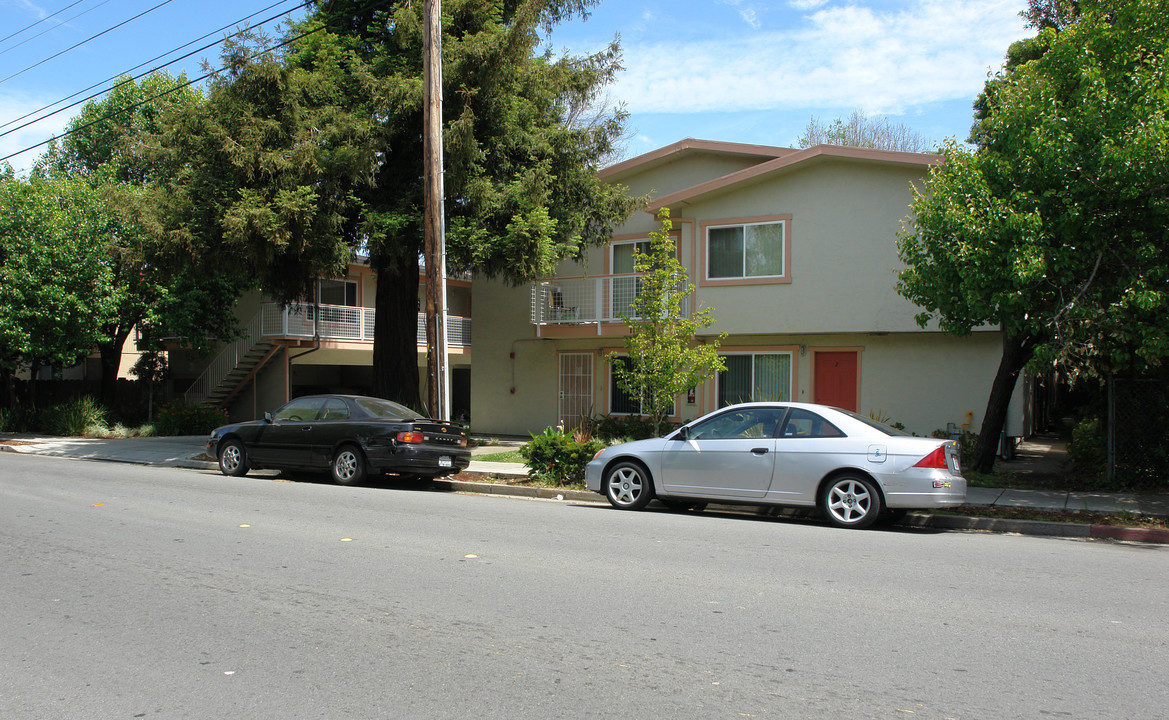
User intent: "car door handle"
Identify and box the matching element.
[751,447,768,455]
[302,426,313,431]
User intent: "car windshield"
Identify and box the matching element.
[837,409,911,436]
[354,396,418,420]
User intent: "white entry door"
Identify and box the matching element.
[558,353,594,429]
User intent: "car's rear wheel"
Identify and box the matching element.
[332,445,367,486]
[604,460,654,510]
[218,439,249,477]
[820,474,882,529]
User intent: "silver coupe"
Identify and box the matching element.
[585,402,966,529]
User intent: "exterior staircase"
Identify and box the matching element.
[184,313,274,408]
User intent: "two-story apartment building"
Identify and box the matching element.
[470,139,1027,439]
[169,261,473,422]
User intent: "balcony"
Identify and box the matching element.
[260,302,471,346]
[530,276,690,329]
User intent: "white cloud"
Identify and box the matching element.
[612,0,1030,115]
[719,0,764,29]
[789,0,830,10]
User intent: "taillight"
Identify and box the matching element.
[913,445,949,469]
[396,431,424,444]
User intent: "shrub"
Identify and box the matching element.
[520,425,605,486]
[591,414,664,442]
[44,396,108,436]
[0,405,36,433]
[154,401,228,437]
[1069,415,1106,478]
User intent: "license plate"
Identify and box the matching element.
[439,456,452,468]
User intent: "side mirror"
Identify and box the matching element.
[675,426,690,441]
[264,412,273,423]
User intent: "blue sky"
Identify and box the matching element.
[1,0,1033,174]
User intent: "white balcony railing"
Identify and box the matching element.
[261,302,471,346]
[530,276,690,328]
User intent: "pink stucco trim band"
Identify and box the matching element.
[597,138,795,181]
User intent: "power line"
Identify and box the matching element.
[0,0,395,167]
[0,0,180,86]
[0,0,92,47]
[0,20,332,165]
[0,0,310,137]
[0,0,116,60]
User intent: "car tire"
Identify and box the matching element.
[218,439,249,477]
[604,460,654,511]
[332,445,367,486]
[819,474,882,529]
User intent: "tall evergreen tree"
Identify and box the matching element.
[155,1,636,409]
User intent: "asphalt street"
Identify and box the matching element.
[2,453,1167,719]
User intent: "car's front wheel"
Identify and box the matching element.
[604,460,654,511]
[218,439,249,477]
[820,474,882,529]
[332,445,367,486]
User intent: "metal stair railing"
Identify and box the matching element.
[184,312,265,406]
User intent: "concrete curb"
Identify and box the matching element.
[5,443,1165,544]
[435,479,1169,544]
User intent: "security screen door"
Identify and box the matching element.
[558,353,593,429]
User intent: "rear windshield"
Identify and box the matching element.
[354,397,418,420]
[837,409,911,436]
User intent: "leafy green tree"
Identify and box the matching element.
[157,1,636,409]
[610,208,725,436]
[37,73,242,405]
[897,0,1169,472]
[797,109,932,153]
[0,175,119,404]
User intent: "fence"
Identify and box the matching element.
[1108,376,1169,490]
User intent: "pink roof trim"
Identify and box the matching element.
[597,138,794,181]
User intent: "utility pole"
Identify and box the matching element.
[423,0,450,420]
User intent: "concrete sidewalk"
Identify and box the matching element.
[3,433,1167,542]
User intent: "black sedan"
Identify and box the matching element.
[206,394,471,485]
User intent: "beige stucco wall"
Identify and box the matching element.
[678,159,932,334]
[613,152,775,202]
[471,150,1021,438]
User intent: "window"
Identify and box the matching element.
[689,406,787,440]
[706,221,784,280]
[274,397,326,421]
[318,279,358,306]
[611,239,650,274]
[611,239,649,319]
[717,353,792,408]
[779,408,845,438]
[320,398,350,420]
[609,356,676,416]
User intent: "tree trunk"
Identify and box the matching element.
[972,331,1035,473]
[98,329,132,407]
[372,253,423,411]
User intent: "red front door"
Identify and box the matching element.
[814,351,858,412]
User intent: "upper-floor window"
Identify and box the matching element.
[705,220,785,281]
[611,238,650,274]
[318,278,358,306]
